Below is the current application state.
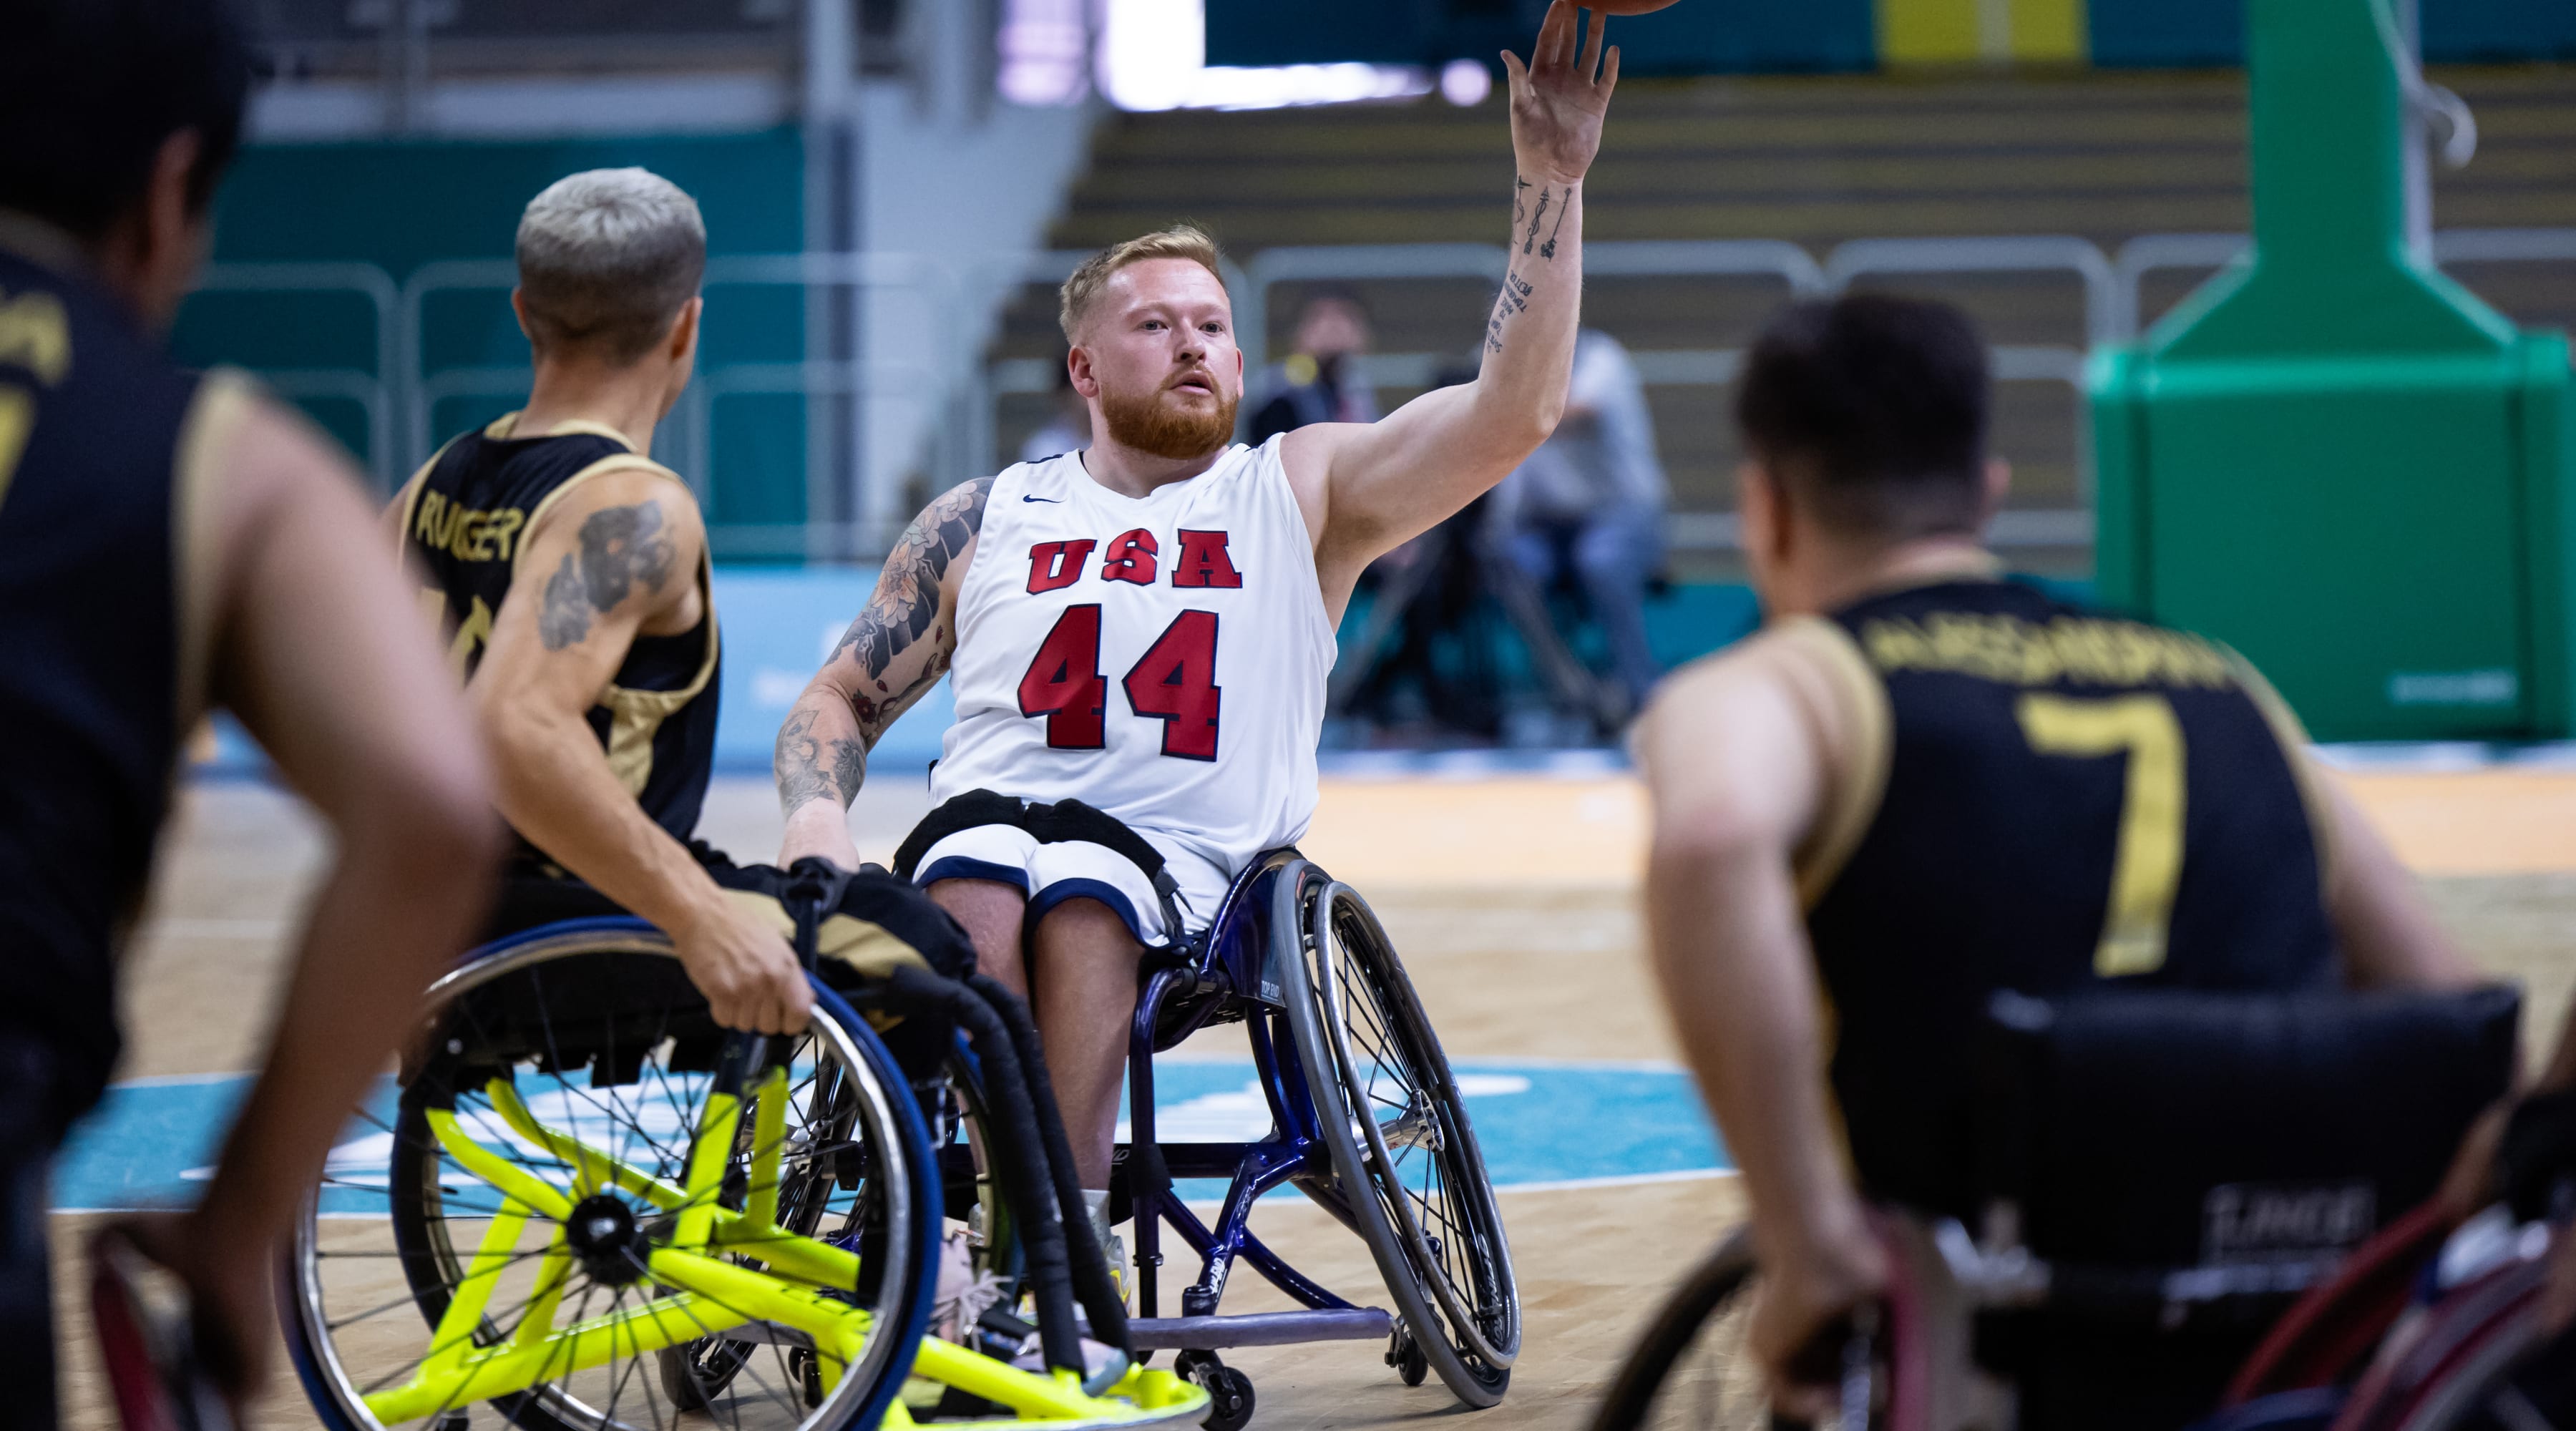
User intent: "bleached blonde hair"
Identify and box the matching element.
[515,167,706,363]
[1058,225,1229,341]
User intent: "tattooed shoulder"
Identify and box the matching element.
[828,475,994,676]
[537,497,680,651]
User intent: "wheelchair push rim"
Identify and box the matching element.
[1589,1229,1767,1431]
[280,924,932,1431]
[1282,871,1521,1399]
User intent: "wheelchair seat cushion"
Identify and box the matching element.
[1974,983,2520,1271]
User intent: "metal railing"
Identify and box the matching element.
[2110,228,2576,340]
[180,227,2576,562]
[190,261,401,487]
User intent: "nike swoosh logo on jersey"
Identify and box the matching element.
[1023,494,1063,503]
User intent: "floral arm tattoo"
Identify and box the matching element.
[774,476,992,814]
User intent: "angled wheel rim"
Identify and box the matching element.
[1305,881,1521,1369]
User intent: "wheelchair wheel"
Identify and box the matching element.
[1589,1230,1770,1431]
[1282,874,1520,1407]
[2333,1234,2575,1431]
[280,922,940,1431]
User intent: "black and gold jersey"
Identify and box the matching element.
[1790,577,2337,1218]
[0,228,242,1133]
[401,414,720,856]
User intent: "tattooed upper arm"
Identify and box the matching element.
[827,475,992,738]
[536,498,680,650]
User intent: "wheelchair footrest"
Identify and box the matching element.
[1094,1309,1392,1349]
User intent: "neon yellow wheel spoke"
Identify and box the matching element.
[364,1286,748,1424]
[484,1078,689,1211]
[426,1108,572,1222]
[745,1065,790,1230]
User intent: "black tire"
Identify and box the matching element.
[281,926,938,1431]
[1392,1329,1430,1387]
[1178,1353,1255,1431]
[1279,868,1519,1408]
[1590,1231,1767,1431]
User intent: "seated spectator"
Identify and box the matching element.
[1491,328,1668,710]
[1249,288,1378,442]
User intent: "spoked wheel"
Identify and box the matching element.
[280,924,940,1431]
[2334,1225,2576,1431]
[657,1047,871,1412]
[1280,871,1520,1407]
[1590,1231,1772,1431]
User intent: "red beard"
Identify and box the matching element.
[1098,378,1239,461]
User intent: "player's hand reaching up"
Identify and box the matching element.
[1501,0,1621,186]
[675,897,814,1035]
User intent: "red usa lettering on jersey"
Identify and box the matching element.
[1023,529,1242,591]
[1014,529,1237,759]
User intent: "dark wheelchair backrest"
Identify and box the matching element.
[1965,985,2521,1430]
[1974,982,2520,1278]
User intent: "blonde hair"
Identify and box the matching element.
[1058,225,1228,341]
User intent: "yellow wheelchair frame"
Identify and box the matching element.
[284,925,1209,1431]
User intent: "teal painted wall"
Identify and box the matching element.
[173,129,808,525]
[1209,0,2576,72]
[2090,0,2576,68]
[1206,0,1873,74]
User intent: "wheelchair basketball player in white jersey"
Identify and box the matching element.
[776,0,1621,1250]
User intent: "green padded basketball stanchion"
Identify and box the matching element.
[2089,0,2576,740]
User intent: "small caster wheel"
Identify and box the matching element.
[658,1344,714,1410]
[1178,1350,1256,1431]
[1387,1326,1428,1387]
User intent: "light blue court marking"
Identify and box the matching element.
[52,1059,1727,1215]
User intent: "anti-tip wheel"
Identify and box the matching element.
[1389,1326,1430,1387]
[1178,1352,1255,1431]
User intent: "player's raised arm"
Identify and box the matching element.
[1283,0,1618,598]
[775,475,993,867]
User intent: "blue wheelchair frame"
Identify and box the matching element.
[1117,848,1395,1350]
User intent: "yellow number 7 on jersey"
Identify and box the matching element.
[2017,692,2186,978]
[0,385,34,512]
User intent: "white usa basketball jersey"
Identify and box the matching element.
[930,436,1336,888]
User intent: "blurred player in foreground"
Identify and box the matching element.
[776,0,1621,1249]
[0,0,499,1420]
[1632,293,2480,1415]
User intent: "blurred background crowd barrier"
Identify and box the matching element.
[189,0,2576,754]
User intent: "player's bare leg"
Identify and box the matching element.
[929,879,1142,1188]
[1026,901,1147,1188]
[929,876,1032,993]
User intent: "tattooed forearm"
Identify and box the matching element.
[829,474,992,698]
[775,705,872,813]
[1485,177,1566,356]
[1485,271,1538,355]
[775,707,832,811]
[537,500,678,650]
[1519,186,1553,255]
[831,737,866,801]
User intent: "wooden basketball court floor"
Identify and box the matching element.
[49,762,2576,1430]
